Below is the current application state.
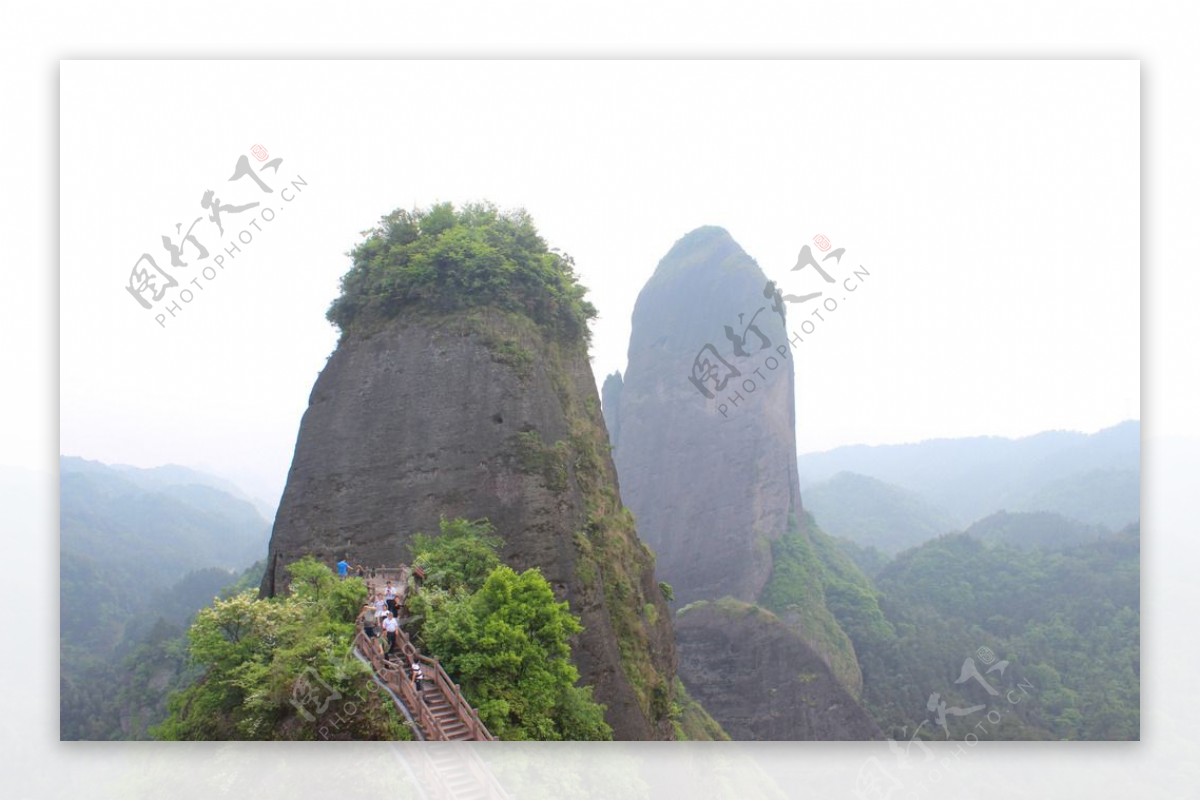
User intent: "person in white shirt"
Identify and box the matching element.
[382,611,399,656]
[384,581,398,617]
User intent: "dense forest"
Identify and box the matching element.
[61,562,262,740]
[795,424,1140,740]
[825,520,1140,740]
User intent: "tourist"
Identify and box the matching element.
[384,580,398,617]
[336,557,350,579]
[382,610,399,656]
[412,661,425,694]
[362,597,378,639]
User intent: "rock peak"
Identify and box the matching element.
[263,308,679,740]
[615,228,799,607]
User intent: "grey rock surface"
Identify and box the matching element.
[675,600,883,741]
[609,227,881,739]
[261,309,676,740]
[610,226,801,607]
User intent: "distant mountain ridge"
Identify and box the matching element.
[63,456,277,519]
[800,472,961,555]
[59,456,270,739]
[61,456,270,575]
[797,421,1140,530]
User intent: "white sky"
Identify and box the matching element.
[58,60,1139,506]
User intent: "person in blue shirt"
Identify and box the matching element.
[336,557,350,578]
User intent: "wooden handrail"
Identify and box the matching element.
[356,627,444,739]
[353,591,494,741]
[423,655,486,741]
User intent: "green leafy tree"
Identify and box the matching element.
[408,517,612,740]
[411,517,504,592]
[154,558,410,741]
[421,565,611,740]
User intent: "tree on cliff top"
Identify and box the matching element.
[327,202,597,342]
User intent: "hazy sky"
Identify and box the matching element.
[59,60,1139,506]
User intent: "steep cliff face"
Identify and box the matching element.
[609,227,801,607]
[675,600,883,740]
[262,308,677,739]
[607,226,874,737]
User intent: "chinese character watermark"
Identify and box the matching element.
[123,144,308,328]
[856,647,1036,799]
[688,233,872,417]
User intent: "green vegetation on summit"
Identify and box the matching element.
[327,201,597,343]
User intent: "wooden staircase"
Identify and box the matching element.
[421,680,474,741]
[355,566,495,742]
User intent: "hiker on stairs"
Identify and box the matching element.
[383,610,399,657]
[412,661,425,694]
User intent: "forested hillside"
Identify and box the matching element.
[60,457,269,739]
[801,472,961,554]
[820,521,1139,740]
